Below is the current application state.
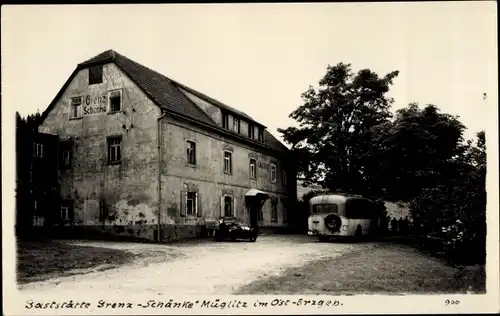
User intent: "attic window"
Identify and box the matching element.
[248,124,255,139]
[233,117,240,133]
[222,113,229,129]
[89,65,103,85]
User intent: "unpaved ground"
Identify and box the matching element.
[236,243,483,295]
[18,235,374,295]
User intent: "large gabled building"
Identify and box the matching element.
[35,49,297,241]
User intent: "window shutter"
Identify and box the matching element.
[180,191,186,217]
[196,192,202,217]
[220,195,225,218]
[233,197,237,218]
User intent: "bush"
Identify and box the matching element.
[452,265,486,293]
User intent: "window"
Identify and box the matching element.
[312,203,339,215]
[253,126,259,141]
[61,150,72,169]
[222,113,229,129]
[283,201,288,223]
[271,199,278,222]
[282,170,288,185]
[70,96,82,119]
[61,206,70,220]
[258,129,264,142]
[271,163,277,183]
[346,199,374,219]
[233,117,240,133]
[33,143,43,158]
[186,192,197,216]
[258,207,264,221]
[60,200,73,221]
[249,158,256,179]
[186,141,196,165]
[248,124,255,139]
[224,196,233,217]
[223,151,232,174]
[107,136,122,164]
[89,65,103,85]
[181,191,200,217]
[108,90,122,113]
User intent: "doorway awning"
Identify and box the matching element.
[245,188,269,199]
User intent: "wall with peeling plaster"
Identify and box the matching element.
[39,63,162,240]
[37,62,295,242]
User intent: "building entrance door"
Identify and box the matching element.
[245,189,269,235]
[248,201,259,231]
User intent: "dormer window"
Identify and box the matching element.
[89,65,103,85]
[222,113,229,129]
[248,124,255,139]
[233,117,240,133]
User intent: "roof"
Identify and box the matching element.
[308,194,373,205]
[309,194,348,205]
[42,49,288,153]
[245,188,269,197]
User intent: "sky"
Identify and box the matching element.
[2,2,498,144]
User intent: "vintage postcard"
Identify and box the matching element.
[2,2,499,315]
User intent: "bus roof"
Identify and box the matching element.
[309,194,373,205]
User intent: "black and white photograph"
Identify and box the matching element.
[2,2,499,315]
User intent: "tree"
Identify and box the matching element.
[278,63,399,196]
[369,103,467,202]
[16,110,43,235]
[407,131,486,264]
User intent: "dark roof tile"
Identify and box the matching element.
[49,49,289,153]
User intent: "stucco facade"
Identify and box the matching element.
[37,50,296,241]
[159,116,292,230]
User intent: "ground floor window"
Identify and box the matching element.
[283,203,288,223]
[186,192,197,216]
[224,196,233,217]
[181,191,200,217]
[258,206,264,221]
[60,199,74,222]
[61,206,70,220]
[271,198,278,222]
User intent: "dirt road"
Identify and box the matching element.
[18,235,374,296]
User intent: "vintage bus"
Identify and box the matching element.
[307,194,380,241]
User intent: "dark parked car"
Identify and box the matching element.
[214,217,258,242]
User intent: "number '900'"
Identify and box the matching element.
[445,299,460,306]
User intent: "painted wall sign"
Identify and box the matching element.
[81,94,108,115]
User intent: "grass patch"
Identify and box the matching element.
[236,243,486,295]
[17,240,143,284]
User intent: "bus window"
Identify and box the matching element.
[312,203,339,215]
[346,199,373,219]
